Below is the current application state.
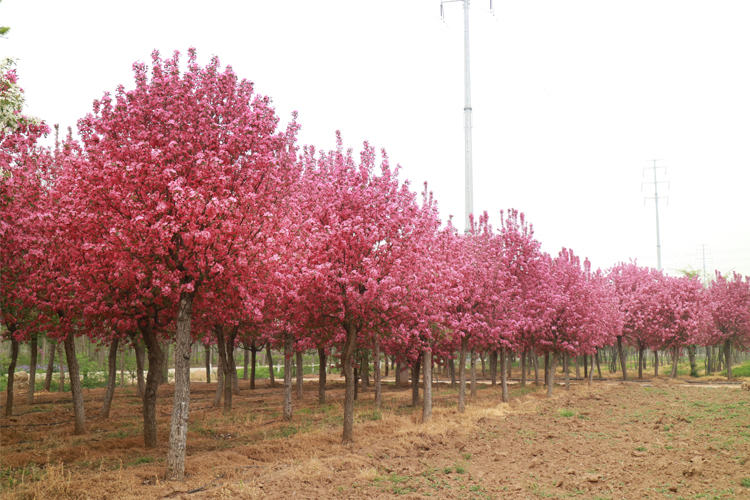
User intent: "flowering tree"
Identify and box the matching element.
[64,49,299,480]
[707,272,750,380]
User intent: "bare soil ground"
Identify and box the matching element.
[1,374,749,499]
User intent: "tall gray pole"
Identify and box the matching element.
[652,160,661,271]
[463,0,474,234]
[702,244,707,283]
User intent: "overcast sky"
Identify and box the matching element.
[3,0,749,278]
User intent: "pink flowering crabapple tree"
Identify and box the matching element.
[62,49,299,480]
[707,271,750,380]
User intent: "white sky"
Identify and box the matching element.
[3,0,749,278]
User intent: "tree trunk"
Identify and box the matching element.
[139,322,163,448]
[588,353,595,385]
[44,341,55,392]
[583,352,588,379]
[724,339,732,380]
[394,361,401,388]
[706,345,713,375]
[458,336,468,413]
[617,336,628,381]
[411,356,421,407]
[422,349,432,423]
[654,349,660,376]
[243,347,249,380]
[595,349,602,378]
[544,353,549,386]
[489,350,498,386]
[204,343,211,384]
[133,340,145,400]
[670,345,679,379]
[520,349,526,388]
[213,348,224,407]
[100,338,119,418]
[575,356,580,378]
[58,343,65,393]
[480,352,486,377]
[64,334,86,435]
[160,341,169,385]
[564,352,570,391]
[374,340,381,409]
[533,353,539,385]
[362,350,370,389]
[341,322,358,444]
[283,331,293,422]
[215,326,234,414]
[267,346,275,388]
[296,350,304,399]
[449,357,456,389]
[27,334,38,404]
[638,345,644,380]
[229,343,239,396]
[120,344,125,388]
[500,345,508,403]
[250,342,257,390]
[470,349,477,398]
[546,351,557,398]
[166,291,195,481]
[317,347,327,405]
[4,338,19,417]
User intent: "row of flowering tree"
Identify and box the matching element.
[3,51,749,481]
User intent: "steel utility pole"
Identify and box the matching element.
[642,160,669,271]
[442,0,488,234]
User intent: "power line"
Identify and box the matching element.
[642,159,669,271]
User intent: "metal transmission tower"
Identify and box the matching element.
[642,160,669,271]
[441,0,493,234]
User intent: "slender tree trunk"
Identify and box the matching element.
[120,345,126,388]
[353,364,359,401]
[283,331,293,422]
[533,353,539,385]
[58,343,65,393]
[204,344,211,384]
[230,345,239,396]
[411,356,421,407]
[166,291,195,481]
[544,353,549,386]
[449,357,456,389]
[362,350,370,389]
[670,345,680,379]
[575,356,580,378]
[458,336,468,413]
[638,345,644,380]
[546,351,557,398]
[724,340,732,380]
[374,340,381,409]
[341,322,358,444]
[520,349,526,388]
[27,334,38,404]
[243,347,249,380]
[139,322,163,448]
[588,353,595,385]
[296,350,304,399]
[687,345,697,377]
[422,349,432,423]
[267,346,275,388]
[4,338,19,417]
[617,336,628,381]
[480,352,486,377]
[706,345,713,375]
[489,350,498,386]
[500,346,508,403]
[250,342,257,390]
[564,352,570,391]
[44,341,56,392]
[133,341,145,400]
[470,349,477,398]
[595,349,602,378]
[64,334,86,435]
[215,326,234,414]
[654,349,660,376]
[100,338,119,418]
[317,347,326,405]
[583,352,588,379]
[394,361,401,388]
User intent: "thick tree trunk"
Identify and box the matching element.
[267,346,275,388]
[341,322,358,444]
[4,338,19,417]
[317,347,326,404]
[213,350,224,408]
[140,322,163,448]
[166,291,195,481]
[100,338,119,418]
[64,334,86,435]
[422,349,432,423]
[44,341,56,392]
[500,345,508,403]
[670,345,679,379]
[411,356,421,407]
[394,361,401,388]
[489,350,498,386]
[520,349,527,388]
[27,334,38,404]
[283,331,293,422]
[564,352,570,391]
[296,350,304,399]
[204,344,211,384]
[617,336,628,381]
[470,349,477,398]
[374,340,381,409]
[458,336,468,413]
[724,340,732,380]
[546,351,557,398]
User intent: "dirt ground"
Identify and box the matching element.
[1,373,749,499]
